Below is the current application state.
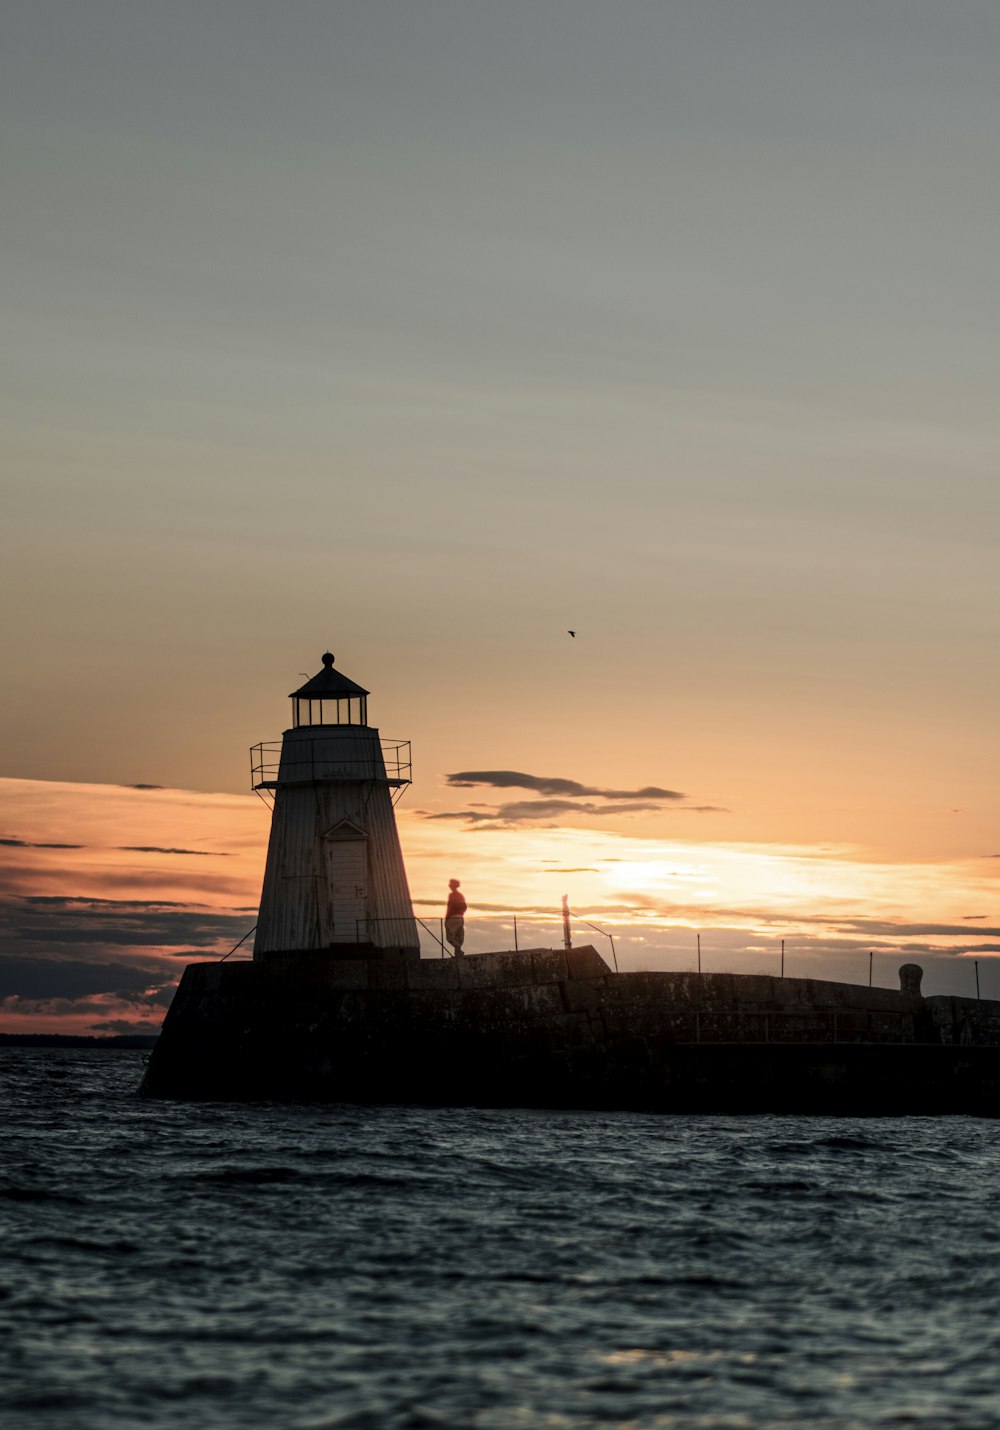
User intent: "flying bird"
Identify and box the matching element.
[567,630,576,638]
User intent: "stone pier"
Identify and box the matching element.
[140,946,1000,1114]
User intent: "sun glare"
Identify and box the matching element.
[601,859,677,890]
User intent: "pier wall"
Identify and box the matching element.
[925,995,1000,1047]
[140,947,1000,1113]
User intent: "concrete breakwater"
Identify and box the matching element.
[140,946,1000,1113]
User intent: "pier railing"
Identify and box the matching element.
[216,911,623,962]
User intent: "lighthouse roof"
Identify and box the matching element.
[290,653,370,699]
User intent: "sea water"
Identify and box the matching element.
[2,1048,1000,1429]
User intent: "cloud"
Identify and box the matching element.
[424,811,500,824]
[605,898,1000,945]
[496,800,667,821]
[425,800,671,827]
[0,894,255,960]
[0,776,268,1032]
[0,838,84,849]
[1,837,232,856]
[118,846,231,857]
[0,955,170,1001]
[837,919,1000,940]
[0,991,169,1033]
[434,770,727,827]
[446,770,684,800]
[112,986,174,1007]
[24,896,196,907]
[90,1018,162,1035]
[0,862,252,901]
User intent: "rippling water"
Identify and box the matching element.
[3,1049,1000,1428]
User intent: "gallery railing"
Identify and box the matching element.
[250,738,412,798]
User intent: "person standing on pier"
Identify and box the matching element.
[445,879,467,957]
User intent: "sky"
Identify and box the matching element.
[3,2,1000,1032]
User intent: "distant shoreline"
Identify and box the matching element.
[0,1033,158,1049]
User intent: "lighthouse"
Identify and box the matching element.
[139,653,1000,1115]
[251,652,420,961]
[140,652,610,1106]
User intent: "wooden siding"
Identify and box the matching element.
[254,726,418,955]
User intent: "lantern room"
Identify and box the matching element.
[290,652,369,728]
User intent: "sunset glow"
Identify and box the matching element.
[3,770,998,1035]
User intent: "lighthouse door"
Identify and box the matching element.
[321,823,369,943]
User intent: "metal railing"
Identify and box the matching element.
[220,925,256,962]
[408,911,626,963]
[566,908,619,972]
[250,738,412,793]
[216,910,626,964]
[219,914,434,961]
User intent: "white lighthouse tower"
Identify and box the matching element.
[251,652,420,961]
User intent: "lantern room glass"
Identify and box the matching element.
[293,694,368,728]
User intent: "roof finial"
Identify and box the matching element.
[322,652,335,667]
